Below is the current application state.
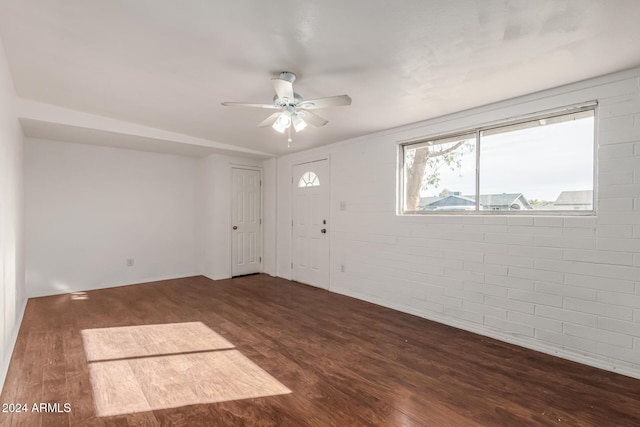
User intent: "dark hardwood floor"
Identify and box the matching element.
[1,274,639,426]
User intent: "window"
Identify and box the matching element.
[298,171,320,187]
[401,105,595,214]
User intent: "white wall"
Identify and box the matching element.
[24,136,271,294]
[275,67,640,378]
[197,154,264,280]
[262,157,277,276]
[0,35,25,391]
[25,138,199,296]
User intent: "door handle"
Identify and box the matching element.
[232,226,238,230]
[321,228,327,234]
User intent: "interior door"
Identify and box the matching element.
[292,159,330,289]
[231,167,262,276]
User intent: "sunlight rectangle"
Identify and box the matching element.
[88,350,291,417]
[81,322,234,361]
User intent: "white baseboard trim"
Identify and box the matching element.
[1,297,28,393]
[27,273,200,298]
[279,273,292,281]
[202,274,231,281]
[329,285,640,381]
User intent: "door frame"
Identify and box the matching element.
[291,157,331,289]
[230,165,263,277]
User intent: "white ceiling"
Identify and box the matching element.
[2,0,640,157]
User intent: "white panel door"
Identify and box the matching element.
[292,159,329,289]
[231,168,262,276]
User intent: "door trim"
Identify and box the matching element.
[291,157,330,289]
[230,165,263,277]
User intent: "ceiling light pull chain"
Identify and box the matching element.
[287,126,292,148]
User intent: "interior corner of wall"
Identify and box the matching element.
[204,273,231,281]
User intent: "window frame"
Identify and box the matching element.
[398,102,598,216]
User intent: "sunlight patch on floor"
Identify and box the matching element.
[81,322,291,417]
[71,292,88,300]
[81,321,234,361]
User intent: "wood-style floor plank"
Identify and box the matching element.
[1,274,639,426]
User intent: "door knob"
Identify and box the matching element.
[232,226,238,230]
[321,228,327,234]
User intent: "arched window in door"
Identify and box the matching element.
[298,171,320,187]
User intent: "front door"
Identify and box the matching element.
[292,159,330,289]
[231,167,262,276]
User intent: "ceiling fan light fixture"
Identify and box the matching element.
[221,71,352,144]
[292,114,307,132]
[272,121,286,133]
[272,112,291,133]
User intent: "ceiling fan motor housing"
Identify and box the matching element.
[273,92,303,107]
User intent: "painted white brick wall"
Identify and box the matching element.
[275,67,640,379]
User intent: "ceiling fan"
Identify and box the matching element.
[221,72,352,145]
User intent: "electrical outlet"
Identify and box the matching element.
[126,258,134,267]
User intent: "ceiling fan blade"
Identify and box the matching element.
[257,112,281,127]
[299,94,352,109]
[221,102,279,109]
[271,78,294,102]
[299,110,328,127]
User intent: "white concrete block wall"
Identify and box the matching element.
[275,67,640,378]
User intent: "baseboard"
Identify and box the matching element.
[329,285,640,381]
[205,274,231,281]
[27,273,199,298]
[278,273,292,281]
[1,297,28,394]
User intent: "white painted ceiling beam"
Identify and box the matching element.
[16,98,271,158]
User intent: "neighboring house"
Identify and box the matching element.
[553,190,593,210]
[422,192,532,211]
[478,193,533,211]
[419,196,442,209]
[423,194,476,210]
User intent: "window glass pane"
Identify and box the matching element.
[404,133,476,211]
[298,171,320,187]
[479,111,594,211]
